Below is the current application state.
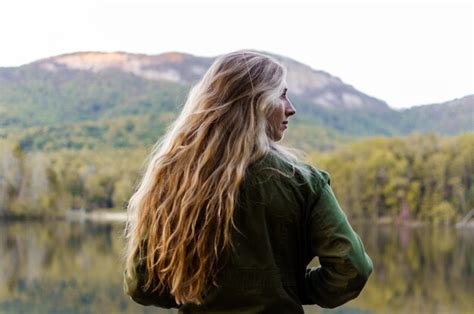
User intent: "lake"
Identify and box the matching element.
[0,221,472,314]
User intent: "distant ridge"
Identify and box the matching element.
[0,50,471,150]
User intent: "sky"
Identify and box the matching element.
[1,0,472,109]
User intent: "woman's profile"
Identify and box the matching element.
[124,50,373,313]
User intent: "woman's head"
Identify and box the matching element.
[125,50,299,306]
[177,50,295,145]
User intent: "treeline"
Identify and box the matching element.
[308,132,473,223]
[4,114,348,153]
[0,132,473,222]
[10,114,174,151]
[0,144,148,217]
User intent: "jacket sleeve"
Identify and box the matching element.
[303,169,373,308]
[123,253,180,308]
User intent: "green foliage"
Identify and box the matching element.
[296,103,402,137]
[429,201,457,224]
[279,116,354,152]
[6,114,175,152]
[0,139,147,216]
[307,132,474,222]
[0,67,187,129]
[398,97,473,135]
[1,129,473,222]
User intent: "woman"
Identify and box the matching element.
[124,51,373,313]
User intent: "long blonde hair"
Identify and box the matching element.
[125,50,300,305]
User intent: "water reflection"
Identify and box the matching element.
[0,221,472,314]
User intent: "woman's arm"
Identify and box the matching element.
[303,170,373,308]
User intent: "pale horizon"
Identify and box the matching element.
[1,0,472,109]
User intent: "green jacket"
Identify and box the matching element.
[124,151,373,313]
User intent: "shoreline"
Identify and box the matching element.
[1,210,473,228]
[65,209,127,222]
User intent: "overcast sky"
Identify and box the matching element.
[1,0,472,109]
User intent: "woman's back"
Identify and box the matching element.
[124,51,372,312]
[125,151,373,313]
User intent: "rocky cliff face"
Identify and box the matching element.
[34,50,391,111]
[36,51,213,84]
[271,54,391,111]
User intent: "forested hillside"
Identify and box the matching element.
[0,51,472,148]
[0,51,472,222]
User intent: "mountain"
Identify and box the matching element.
[0,51,472,152]
[33,51,393,110]
[398,95,473,135]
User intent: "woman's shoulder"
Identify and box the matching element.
[294,158,332,193]
[248,150,331,188]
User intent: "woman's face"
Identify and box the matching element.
[268,87,296,141]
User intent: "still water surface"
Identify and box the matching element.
[0,221,472,314]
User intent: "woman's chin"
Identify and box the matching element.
[271,132,284,142]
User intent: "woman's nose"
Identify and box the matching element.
[286,101,296,116]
